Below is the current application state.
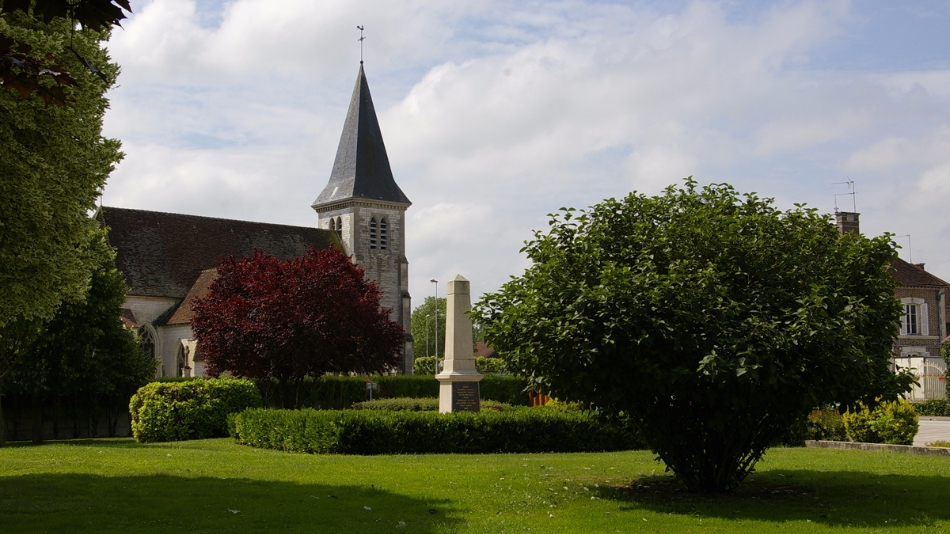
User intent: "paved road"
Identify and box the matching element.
[914,418,950,447]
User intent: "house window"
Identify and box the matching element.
[905,304,919,335]
[380,219,388,250]
[369,217,377,249]
[900,297,929,336]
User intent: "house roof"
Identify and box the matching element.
[312,64,411,208]
[166,269,217,325]
[892,258,950,288]
[99,207,337,299]
[475,342,499,358]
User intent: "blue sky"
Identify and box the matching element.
[101,0,950,302]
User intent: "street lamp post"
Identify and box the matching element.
[425,314,431,358]
[430,279,439,373]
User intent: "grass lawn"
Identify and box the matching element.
[2,439,950,533]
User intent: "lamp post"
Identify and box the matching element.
[425,314,431,358]
[430,279,439,373]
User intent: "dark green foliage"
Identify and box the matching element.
[129,378,262,443]
[351,397,514,412]
[806,408,847,441]
[254,374,529,409]
[913,399,950,417]
[843,399,919,445]
[475,180,912,492]
[231,407,644,454]
[2,230,153,444]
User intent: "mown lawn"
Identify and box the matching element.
[1,438,949,533]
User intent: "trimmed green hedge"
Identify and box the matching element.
[129,378,262,442]
[913,399,950,417]
[351,397,514,412]
[254,374,529,409]
[231,407,644,454]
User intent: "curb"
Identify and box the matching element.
[806,440,950,457]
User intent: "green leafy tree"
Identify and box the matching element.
[3,229,154,444]
[0,8,122,330]
[475,180,912,492]
[411,297,446,360]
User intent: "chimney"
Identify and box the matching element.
[835,211,860,235]
[914,263,926,271]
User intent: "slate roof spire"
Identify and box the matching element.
[313,64,410,207]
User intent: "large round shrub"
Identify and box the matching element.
[129,378,262,442]
[475,180,913,492]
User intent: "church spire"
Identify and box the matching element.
[313,65,411,208]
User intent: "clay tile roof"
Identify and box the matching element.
[120,308,137,329]
[312,64,411,208]
[891,258,950,288]
[99,207,337,299]
[166,269,217,325]
[475,342,499,358]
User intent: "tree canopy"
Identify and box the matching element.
[0,9,122,329]
[1,0,130,105]
[191,247,405,407]
[474,179,911,492]
[1,229,153,446]
[410,296,446,360]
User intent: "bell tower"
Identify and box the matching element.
[312,64,413,374]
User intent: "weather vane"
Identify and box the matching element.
[357,25,365,64]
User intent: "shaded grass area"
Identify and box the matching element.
[1,439,950,532]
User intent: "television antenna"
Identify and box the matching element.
[831,178,856,212]
[897,234,912,264]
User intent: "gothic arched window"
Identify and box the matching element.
[369,217,378,249]
[379,219,388,250]
[138,325,160,375]
[329,218,336,232]
[335,217,343,241]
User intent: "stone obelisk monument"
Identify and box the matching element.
[436,275,483,413]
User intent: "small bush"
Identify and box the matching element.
[351,397,514,412]
[806,407,847,441]
[231,408,644,454]
[912,399,950,417]
[413,356,438,375]
[129,378,262,442]
[926,440,950,448]
[413,357,508,375]
[544,398,588,412]
[843,399,919,445]
[474,357,507,374]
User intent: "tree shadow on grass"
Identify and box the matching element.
[0,473,461,534]
[594,469,950,529]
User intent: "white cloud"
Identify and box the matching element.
[102,0,950,303]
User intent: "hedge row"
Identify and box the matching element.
[351,397,514,412]
[129,378,262,442]
[254,374,529,409]
[231,407,644,454]
[912,399,950,417]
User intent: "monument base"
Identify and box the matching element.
[436,372,483,413]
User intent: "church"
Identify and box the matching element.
[99,64,414,376]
